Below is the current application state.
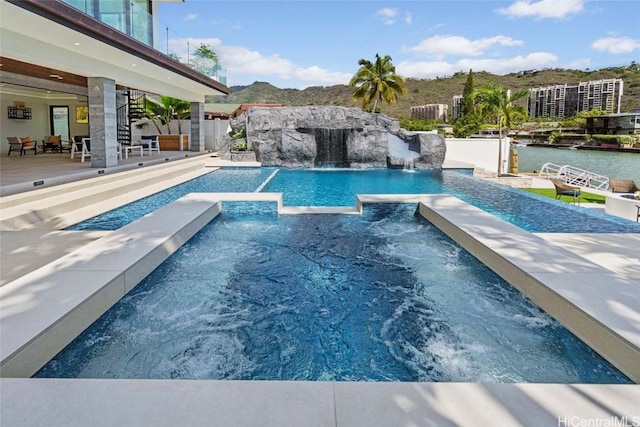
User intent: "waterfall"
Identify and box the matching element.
[403,158,416,172]
[308,128,350,167]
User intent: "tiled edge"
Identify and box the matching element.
[0,193,224,378]
[417,195,640,383]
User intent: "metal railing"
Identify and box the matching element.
[538,162,610,190]
[61,0,226,85]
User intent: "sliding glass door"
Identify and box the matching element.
[50,106,70,142]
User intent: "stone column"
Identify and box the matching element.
[190,102,205,152]
[88,77,118,168]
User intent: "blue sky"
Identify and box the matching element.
[157,0,640,89]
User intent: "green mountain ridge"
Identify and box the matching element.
[213,65,640,119]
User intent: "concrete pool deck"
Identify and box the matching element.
[1,160,639,425]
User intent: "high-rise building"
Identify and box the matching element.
[527,79,623,119]
[410,104,448,121]
[451,95,463,120]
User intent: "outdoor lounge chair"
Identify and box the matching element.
[7,136,37,156]
[550,178,581,204]
[140,135,160,155]
[609,179,639,193]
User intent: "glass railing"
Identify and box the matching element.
[61,0,226,86]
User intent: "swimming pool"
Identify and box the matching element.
[37,203,630,383]
[69,167,640,233]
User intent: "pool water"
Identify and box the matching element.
[37,204,630,383]
[69,167,640,234]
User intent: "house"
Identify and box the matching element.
[0,0,231,167]
[585,111,640,135]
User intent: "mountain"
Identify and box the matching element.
[210,64,640,119]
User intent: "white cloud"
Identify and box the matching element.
[496,0,584,19]
[168,38,352,88]
[184,14,197,21]
[408,35,523,57]
[592,37,640,54]
[405,12,413,25]
[376,7,398,25]
[397,52,558,79]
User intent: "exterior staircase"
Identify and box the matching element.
[117,90,146,146]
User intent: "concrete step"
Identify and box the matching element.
[0,156,206,209]
[0,158,213,231]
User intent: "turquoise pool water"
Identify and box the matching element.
[37,204,630,383]
[69,168,640,233]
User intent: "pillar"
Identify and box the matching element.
[88,77,118,168]
[190,102,205,152]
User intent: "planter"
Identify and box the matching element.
[230,150,257,162]
[158,134,188,151]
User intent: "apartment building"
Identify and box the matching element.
[451,95,463,121]
[410,104,448,121]
[527,78,623,119]
[0,0,230,167]
[451,78,623,121]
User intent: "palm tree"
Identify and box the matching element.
[142,96,191,134]
[349,54,406,113]
[473,84,529,175]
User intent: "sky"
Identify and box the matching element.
[157,0,640,90]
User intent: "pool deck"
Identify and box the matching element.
[1,158,639,426]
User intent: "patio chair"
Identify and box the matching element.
[7,136,37,156]
[70,135,91,162]
[58,138,73,154]
[550,178,581,204]
[140,135,160,155]
[42,135,62,153]
[609,179,639,193]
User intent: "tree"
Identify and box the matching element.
[461,69,475,117]
[192,43,221,77]
[473,84,529,175]
[142,96,191,134]
[349,54,406,113]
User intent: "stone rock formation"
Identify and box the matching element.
[222,106,446,169]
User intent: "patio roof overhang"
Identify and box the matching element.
[0,0,231,102]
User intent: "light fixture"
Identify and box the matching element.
[49,74,60,78]
[74,42,80,46]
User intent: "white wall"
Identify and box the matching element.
[132,118,229,151]
[445,138,511,174]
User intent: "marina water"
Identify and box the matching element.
[515,146,640,183]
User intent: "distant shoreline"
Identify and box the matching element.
[523,143,640,154]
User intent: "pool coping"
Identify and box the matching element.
[1,379,638,426]
[1,192,639,424]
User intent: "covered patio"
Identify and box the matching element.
[0,149,213,196]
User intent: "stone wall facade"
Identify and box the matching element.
[222,106,446,169]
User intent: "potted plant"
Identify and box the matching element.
[138,95,191,150]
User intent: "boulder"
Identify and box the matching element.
[226,106,445,169]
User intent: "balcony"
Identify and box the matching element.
[61,0,226,86]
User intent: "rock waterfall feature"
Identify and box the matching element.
[222,106,446,169]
